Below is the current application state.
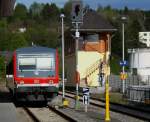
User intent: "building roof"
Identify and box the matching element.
[72,10,117,32]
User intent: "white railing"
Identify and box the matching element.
[85,59,101,77]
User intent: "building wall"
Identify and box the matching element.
[78,51,102,78]
[66,51,104,87]
[139,32,150,47]
[129,48,150,84]
[65,54,76,87]
[129,48,150,68]
[84,33,108,53]
[65,32,110,87]
[78,51,104,87]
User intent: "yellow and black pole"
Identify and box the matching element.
[105,34,111,121]
[105,75,110,121]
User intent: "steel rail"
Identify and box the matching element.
[23,107,41,122]
[47,105,77,122]
[59,91,150,121]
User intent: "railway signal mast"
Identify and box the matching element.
[71,0,83,110]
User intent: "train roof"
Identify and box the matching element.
[16,46,56,54]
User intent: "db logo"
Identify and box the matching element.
[34,79,39,84]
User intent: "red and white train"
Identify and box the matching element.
[7,46,59,101]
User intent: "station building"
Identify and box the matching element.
[139,32,150,47]
[65,10,116,88]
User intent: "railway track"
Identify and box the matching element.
[59,91,150,121]
[23,107,41,122]
[22,105,76,122]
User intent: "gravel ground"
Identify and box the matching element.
[50,95,148,122]
[28,107,69,122]
[16,107,34,122]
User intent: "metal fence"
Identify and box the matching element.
[109,74,150,104]
[109,74,150,92]
[126,85,150,104]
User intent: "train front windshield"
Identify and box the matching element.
[17,54,55,77]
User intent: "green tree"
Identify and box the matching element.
[41,3,60,22]
[124,6,129,15]
[126,18,142,49]
[14,3,28,20]
[9,33,28,50]
[41,3,51,20]
[97,5,119,22]
[0,56,5,78]
[29,2,44,19]
[63,0,72,23]
[49,3,60,20]
[0,19,7,28]
[0,19,10,51]
[24,24,59,48]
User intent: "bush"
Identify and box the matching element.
[0,56,6,78]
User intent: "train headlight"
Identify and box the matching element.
[49,80,53,84]
[20,80,24,85]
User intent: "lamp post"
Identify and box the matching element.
[121,16,127,94]
[60,14,65,99]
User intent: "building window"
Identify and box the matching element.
[85,34,99,42]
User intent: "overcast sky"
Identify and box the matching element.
[16,0,150,10]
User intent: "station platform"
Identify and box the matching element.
[0,103,17,122]
[0,82,17,122]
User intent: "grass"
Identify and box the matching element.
[91,92,128,105]
[110,55,121,75]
